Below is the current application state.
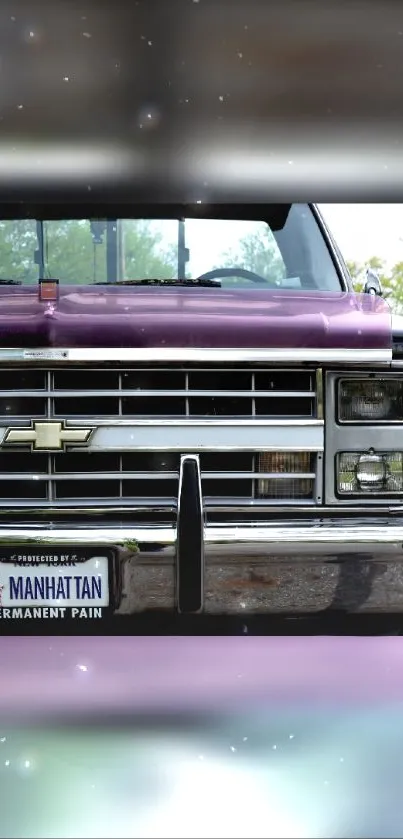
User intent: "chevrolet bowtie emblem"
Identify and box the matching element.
[2,421,94,451]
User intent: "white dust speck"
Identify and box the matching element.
[83,32,91,38]
[77,664,88,672]
[289,734,295,740]
[272,745,277,750]
[147,40,152,46]
[63,76,69,82]
[230,746,237,753]
[237,51,243,59]
[219,95,224,102]
[4,760,9,767]
[17,105,23,110]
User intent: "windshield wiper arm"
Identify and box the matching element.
[0,278,22,285]
[96,278,221,287]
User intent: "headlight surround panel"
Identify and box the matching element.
[325,371,403,506]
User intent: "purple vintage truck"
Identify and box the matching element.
[0,202,401,624]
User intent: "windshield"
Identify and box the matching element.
[0,204,342,290]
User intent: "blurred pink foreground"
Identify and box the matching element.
[0,635,401,719]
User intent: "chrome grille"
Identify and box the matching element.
[0,450,317,506]
[0,367,317,419]
[0,366,320,509]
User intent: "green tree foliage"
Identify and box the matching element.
[347,256,403,312]
[0,219,176,283]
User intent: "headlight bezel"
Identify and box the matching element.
[325,371,403,506]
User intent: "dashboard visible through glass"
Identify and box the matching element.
[0,204,343,290]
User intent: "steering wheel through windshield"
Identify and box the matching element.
[196,268,277,286]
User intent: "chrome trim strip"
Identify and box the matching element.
[36,418,324,427]
[316,368,323,420]
[0,504,395,516]
[0,468,315,483]
[0,347,391,365]
[78,421,324,452]
[0,499,177,510]
[0,389,316,399]
[0,523,402,555]
[0,419,324,452]
[0,527,176,547]
[204,524,403,551]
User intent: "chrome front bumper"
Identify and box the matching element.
[1,519,403,614]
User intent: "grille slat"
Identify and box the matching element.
[0,390,317,398]
[0,366,320,509]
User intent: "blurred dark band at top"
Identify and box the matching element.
[0,0,402,205]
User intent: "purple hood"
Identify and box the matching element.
[0,285,391,349]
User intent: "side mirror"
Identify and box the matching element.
[364,267,383,296]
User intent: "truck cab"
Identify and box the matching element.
[0,202,399,624]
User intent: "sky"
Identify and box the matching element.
[319,204,403,269]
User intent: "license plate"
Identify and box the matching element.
[0,547,117,622]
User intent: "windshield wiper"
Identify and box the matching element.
[0,279,22,285]
[95,278,221,287]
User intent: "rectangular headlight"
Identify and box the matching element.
[337,451,403,495]
[338,379,403,422]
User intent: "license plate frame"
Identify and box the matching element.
[0,545,121,623]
